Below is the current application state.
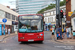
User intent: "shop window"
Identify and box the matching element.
[9,25,10,28]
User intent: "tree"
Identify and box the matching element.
[37,0,66,14]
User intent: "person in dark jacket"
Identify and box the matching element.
[56,26,59,39]
[58,25,63,39]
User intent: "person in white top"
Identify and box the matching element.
[21,24,27,29]
[66,26,69,38]
[5,28,7,34]
[8,28,10,35]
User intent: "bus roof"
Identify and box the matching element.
[18,14,43,17]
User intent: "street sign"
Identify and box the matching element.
[68,12,73,16]
[2,18,7,23]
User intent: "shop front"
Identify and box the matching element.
[12,21,18,33]
[0,18,12,35]
[0,18,2,35]
[71,13,75,38]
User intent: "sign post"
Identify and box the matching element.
[2,18,7,36]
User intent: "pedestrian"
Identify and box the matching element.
[51,28,55,40]
[56,26,59,40]
[5,28,7,34]
[62,28,64,38]
[58,25,63,40]
[8,28,10,35]
[66,26,69,39]
[63,27,66,39]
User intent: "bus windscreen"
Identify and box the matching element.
[19,15,43,33]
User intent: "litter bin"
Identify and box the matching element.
[73,31,75,39]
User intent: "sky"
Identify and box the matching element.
[0,0,63,9]
[0,0,16,9]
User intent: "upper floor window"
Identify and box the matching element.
[12,15,15,20]
[16,17,18,21]
[5,12,10,19]
[0,10,5,18]
[45,12,50,16]
[44,18,48,22]
[54,11,56,15]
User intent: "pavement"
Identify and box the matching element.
[0,32,17,42]
[55,39,75,44]
[45,31,75,44]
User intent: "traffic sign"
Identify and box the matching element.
[2,18,7,23]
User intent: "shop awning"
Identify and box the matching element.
[51,22,65,25]
[51,22,56,24]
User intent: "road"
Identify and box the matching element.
[0,31,75,50]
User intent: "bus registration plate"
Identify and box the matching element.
[28,40,34,41]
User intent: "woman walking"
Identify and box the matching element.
[51,28,55,40]
[63,27,66,39]
[8,28,10,35]
[66,26,69,39]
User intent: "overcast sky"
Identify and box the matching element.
[0,0,16,9]
[0,0,63,9]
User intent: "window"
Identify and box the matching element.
[5,12,7,18]
[54,11,56,15]
[5,12,10,19]
[46,12,50,16]
[19,20,43,32]
[51,11,53,15]
[49,17,53,22]
[16,17,18,21]
[10,14,12,19]
[48,18,51,22]
[9,25,10,28]
[0,10,5,17]
[44,18,48,22]
[12,15,15,20]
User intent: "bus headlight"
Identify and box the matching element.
[40,34,43,36]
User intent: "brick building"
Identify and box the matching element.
[66,0,71,27]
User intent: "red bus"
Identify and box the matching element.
[18,14,44,42]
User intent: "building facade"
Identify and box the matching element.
[0,4,19,35]
[16,0,51,15]
[71,0,75,32]
[44,5,66,25]
[66,0,71,27]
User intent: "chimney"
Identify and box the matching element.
[7,6,10,8]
